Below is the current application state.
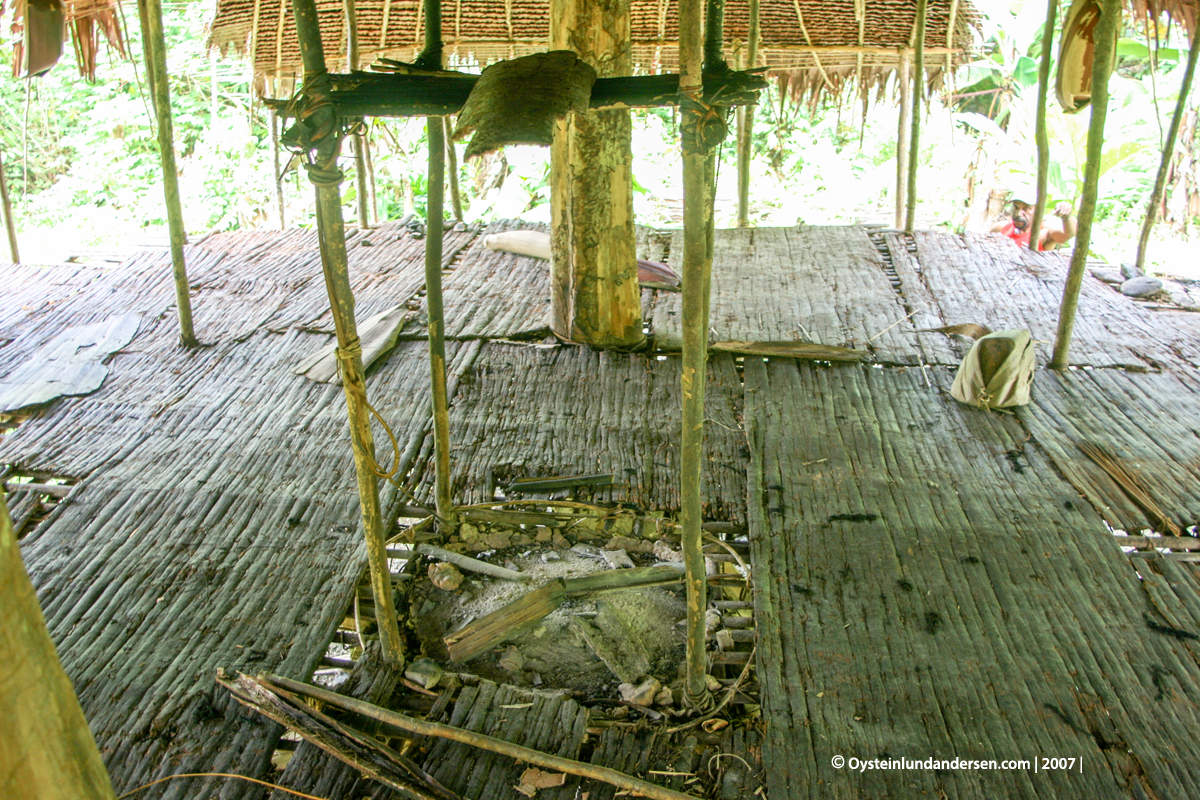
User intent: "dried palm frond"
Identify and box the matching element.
[1079,441,1182,536]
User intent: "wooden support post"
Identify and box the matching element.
[549,0,643,349]
[1051,0,1122,369]
[269,108,286,229]
[1029,0,1058,251]
[1136,29,1199,270]
[904,0,927,234]
[138,0,198,347]
[894,49,910,229]
[736,0,759,228]
[346,0,372,229]
[290,0,404,665]
[679,0,716,711]
[1,490,117,800]
[443,116,463,220]
[0,142,18,263]
[425,115,454,519]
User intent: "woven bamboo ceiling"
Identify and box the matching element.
[207,0,979,93]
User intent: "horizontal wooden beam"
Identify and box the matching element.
[272,68,767,120]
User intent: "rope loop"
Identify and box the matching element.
[335,338,403,481]
[679,90,730,155]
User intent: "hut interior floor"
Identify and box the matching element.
[4,220,1200,800]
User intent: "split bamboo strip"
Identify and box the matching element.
[290,0,403,665]
[138,0,197,346]
[1051,0,1122,369]
[679,0,713,710]
[904,0,927,234]
[0,142,17,263]
[257,674,703,800]
[1029,0,1058,251]
[1136,28,1199,270]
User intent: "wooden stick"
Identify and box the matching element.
[290,0,404,665]
[894,48,910,229]
[258,673,704,800]
[138,0,197,346]
[1136,27,1199,270]
[3,481,71,498]
[443,580,565,662]
[346,0,371,230]
[425,114,454,519]
[1050,0,1121,369]
[0,141,18,263]
[1029,0,1058,252]
[443,117,463,220]
[414,543,529,581]
[269,108,286,229]
[736,0,759,228]
[904,0,927,234]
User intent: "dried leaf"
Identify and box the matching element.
[520,768,567,788]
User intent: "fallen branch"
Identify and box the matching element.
[254,673,704,800]
[415,543,531,582]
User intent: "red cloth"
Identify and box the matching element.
[999,221,1043,250]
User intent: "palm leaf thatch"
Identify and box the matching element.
[3,0,126,80]
[208,0,979,101]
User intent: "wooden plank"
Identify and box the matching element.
[744,359,1200,799]
[650,226,920,363]
[411,342,747,523]
[445,580,567,663]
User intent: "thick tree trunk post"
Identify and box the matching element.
[290,0,404,665]
[1029,0,1059,251]
[736,0,759,228]
[1,491,117,800]
[345,0,371,229]
[269,108,286,229]
[549,0,643,349]
[425,116,454,519]
[1051,0,1122,369]
[444,116,464,220]
[678,0,717,711]
[904,0,927,234]
[0,143,18,263]
[1136,30,1199,270]
[895,49,911,229]
[138,0,197,347]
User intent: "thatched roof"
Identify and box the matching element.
[4,0,125,80]
[208,0,981,98]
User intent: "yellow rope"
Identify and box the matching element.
[117,772,331,800]
[335,337,403,481]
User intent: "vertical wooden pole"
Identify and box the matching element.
[426,117,453,518]
[549,0,642,349]
[269,108,286,229]
[364,130,378,224]
[1136,29,1199,270]
[736,0,759,228]
[0,143,18,263]
[904,0,927,234]
[138,0,198,347]
[345,0,371,229]
[1,490,117,800]
[894,49,910,229]
[290,0,404,665]
[1050,0,1122,369]
[1029,0,1059,251]
[444,116,464,221]
[678,0,718,711]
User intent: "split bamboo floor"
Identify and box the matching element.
[4,220,1200,799]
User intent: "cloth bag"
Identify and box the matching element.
[950,329,1035,409]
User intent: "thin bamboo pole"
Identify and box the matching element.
[364,131,379,224]
[425,115,453,519]
[443,116,463,220]
[679,0,716,711]
[269,108,286,229]
[138,0,198,347]
[736,0,759,228]
[0,143,18,263]
[1050,0,1122,369]
[1029,0,1058,251]
[895,48,910,228]
[346,0,371,229]
[290,0,404,665]
[1136,29,1199,270]
[904,0,927,234]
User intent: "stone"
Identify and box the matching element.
[715,629,735,651]
[541,550,562,563]
[600,548,635,570]
[705,674,723,693]
[511,533,534,546]
[428,562,464,591]
[654,686,675,707]
[604,535,642,552]
[534,527,554,543]
[404,657,444,689]
[618,677,661,707]
[486,531,513,549]
[1089,268,1124,285]
[653,540,684,562]
[609,516,635,536]
[1121,276,1164,298]
[551,531,571,549]
[498,645,525,673]
[1120,261,1141,280]
[459,522,481,543]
